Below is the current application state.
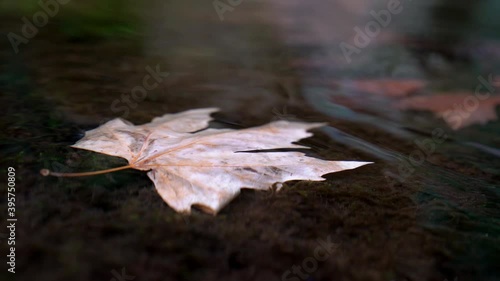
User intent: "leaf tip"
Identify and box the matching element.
[341,161,374,170]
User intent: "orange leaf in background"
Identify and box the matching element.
[309,77,500,130]
[336,79,426,98]
[316,79,427,117]
[397,94,500,130]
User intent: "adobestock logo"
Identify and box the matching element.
[441,74,498,130]
[7,0,71,54]
[281,235,338,281]
[110,63,169,118]
[213,0,245,21]
[110,268,135,281]
[339,0,411,63]
[384,127,448,186]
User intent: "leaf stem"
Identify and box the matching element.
[40,165,133,177]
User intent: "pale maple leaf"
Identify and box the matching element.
[44,108,371,214]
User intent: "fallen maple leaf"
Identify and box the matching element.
[41,108,371,214]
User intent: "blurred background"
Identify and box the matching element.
[1,1,499,280]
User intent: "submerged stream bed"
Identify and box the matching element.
[1,1,499,280]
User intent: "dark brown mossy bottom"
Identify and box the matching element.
[1,16,499,281]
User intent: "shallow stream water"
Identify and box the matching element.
[1,1,499,281]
